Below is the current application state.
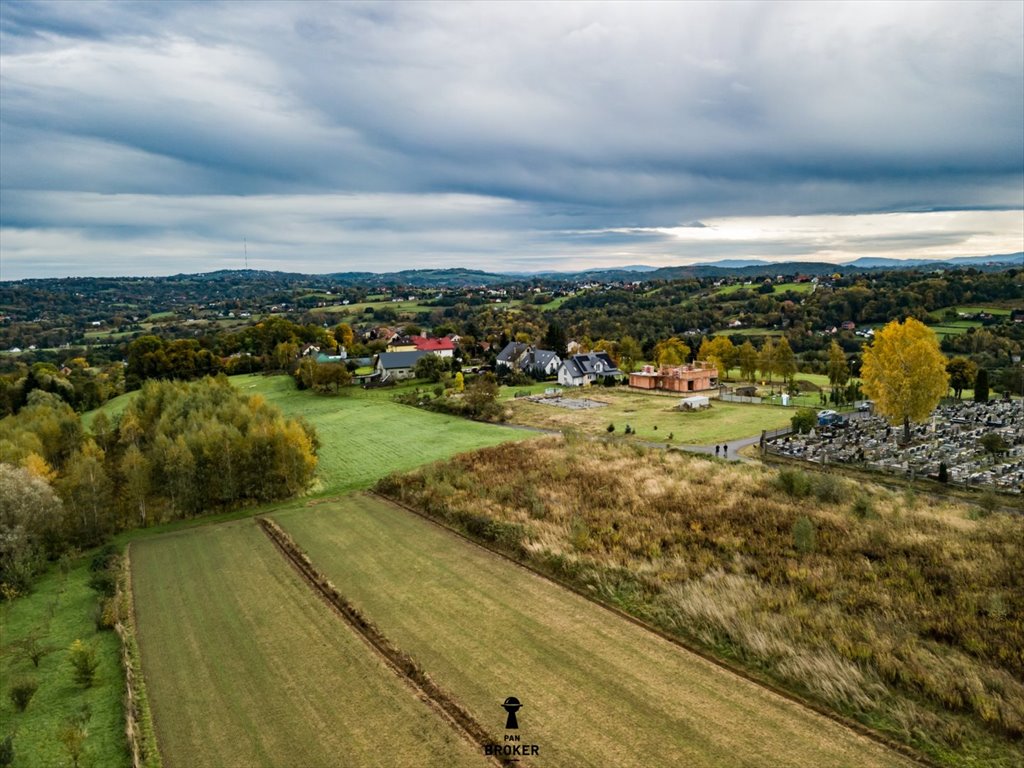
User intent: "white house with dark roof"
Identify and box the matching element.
[375,350,431,382]
[557,352,623,387]
[496,342,561,378]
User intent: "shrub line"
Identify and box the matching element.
[117,546,163,768]
[255,516,510,768]
[370,490,936,768]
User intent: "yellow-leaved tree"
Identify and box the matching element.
[861,317,948,443]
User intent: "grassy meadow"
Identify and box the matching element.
[506,388,792,444]
[0,557,128,768]
[714,281,815,296]
[275,494,911,768]
[131,521,487,768]
[230,374,529,494]
[378,438,1024,767]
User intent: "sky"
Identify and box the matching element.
[1,0,1022,280]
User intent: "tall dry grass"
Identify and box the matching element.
[378,437,1024,766]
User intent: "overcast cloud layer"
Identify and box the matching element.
[1,0,1022,279]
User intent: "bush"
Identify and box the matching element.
[607,423,615,433]
[851,496,874,519]
[792,515,816,554]
[811,474,846,504]
[791,407,817,435]
[68,640,99,687]
[89,544,118,572]
[87,570,117,597]
[775,469,812,498]
[9,676,38,711]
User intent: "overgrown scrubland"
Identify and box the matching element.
[378,438,1024,766]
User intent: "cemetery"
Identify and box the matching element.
[767,398,1024,493]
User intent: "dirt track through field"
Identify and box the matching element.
[256,517,507,767]
[276,494,919,768]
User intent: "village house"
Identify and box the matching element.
[629,362,719,393]
[411,336,456,358]
[375,350,431,382]
[496,342,561,378]
[557,352,623,387]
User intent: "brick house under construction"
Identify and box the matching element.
[629,362,719,393]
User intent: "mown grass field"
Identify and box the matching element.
[0,558,127,768]
[131,521,487,768]
[275,494,911,768]
[507,388,792,444]
[231,374,529,494]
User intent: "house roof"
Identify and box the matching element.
[412,337,455,352]
[561,352,622,379]
[522,349,559,370]
[377,350,430,369]
[496,341,528,364]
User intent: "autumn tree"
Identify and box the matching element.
[974,368,989,403]
[946,357,977,400]
[333,322,355,351]
[737,341,758,382]
[774,337,797,386]
[617,336,643,373]
[654,337,690,367]
[698,337,736,380]
[758,338,777,385]
[826,341,849,403]
[861,318,948,443]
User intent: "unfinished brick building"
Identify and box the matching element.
[629,362,719,393]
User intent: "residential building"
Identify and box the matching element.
[557,352,623,387]
[375,350,431,382]
[629,362,718,393]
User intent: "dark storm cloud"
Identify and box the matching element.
[1,0,1022,278]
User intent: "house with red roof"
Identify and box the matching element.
[411,336,456,358]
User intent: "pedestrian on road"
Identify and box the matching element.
[724,444,729,456]
[715,445,720,456]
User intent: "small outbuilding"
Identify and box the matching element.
[678,395,710,411]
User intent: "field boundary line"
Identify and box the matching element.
[255,516,509,768]
[119,545,163,768]
[370,490,935,768]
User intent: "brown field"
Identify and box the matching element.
[275,494,913,768]
[131,521,487,768]
[377,438,1024,767]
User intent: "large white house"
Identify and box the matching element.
[557,352,623,387]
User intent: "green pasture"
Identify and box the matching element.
[714,282,814,297]
[231,374,529,494]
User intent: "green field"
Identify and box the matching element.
[274,494,910,768]
[507,389,792,444]
[131,522,486,768]
[712,326,785,337]
[928,320,983,338]
[0,558,127,768]
[714,282,814,296]
[231,374,529,494]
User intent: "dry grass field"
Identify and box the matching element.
[131,521,487,768]
[379,438,1024,767]
[275,494,913,768]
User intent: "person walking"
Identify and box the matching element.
[715,445,720,456]
[723,444,729,457]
